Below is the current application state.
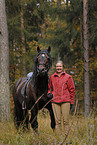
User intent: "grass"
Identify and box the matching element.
[0,110,97,145]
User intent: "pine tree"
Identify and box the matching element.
[83,0,90,116]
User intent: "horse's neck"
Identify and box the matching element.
[35,74,48,92]
[38,74,48,87]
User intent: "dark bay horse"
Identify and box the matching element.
[13,46,55,131]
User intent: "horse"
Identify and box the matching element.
[12,46,56,131]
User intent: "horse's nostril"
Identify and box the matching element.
[42,68,45,72]
[38,65,45,71]
[40,68,45,72]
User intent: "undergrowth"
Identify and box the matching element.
[0,110,97,145]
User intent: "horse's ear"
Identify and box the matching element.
[37,46,40,52]
[47,46,51,53]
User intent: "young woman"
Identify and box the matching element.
[48,60,75,134]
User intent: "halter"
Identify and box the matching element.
[35,50,52,73]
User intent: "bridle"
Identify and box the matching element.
[36,51,51,73]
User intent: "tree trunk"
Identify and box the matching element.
[0,0,10,121]
[57,0,61,29]
[80,0,83,48]
[83,0,90,116]
[21,0,26,77]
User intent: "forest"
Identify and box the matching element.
[5,0,97,111]
[0,0,97,144]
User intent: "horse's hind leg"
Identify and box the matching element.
[22,109,29,129]
[14,101,23,129]
[14,102,29,130]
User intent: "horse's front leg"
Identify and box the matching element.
[30,109,38,131]
[46,102,56,130]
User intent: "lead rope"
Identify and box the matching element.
[22,93,44,122]
[29,96,53,130]
[22,78,53,129]
[21,93,53,130]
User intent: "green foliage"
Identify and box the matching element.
[5,0,97,107]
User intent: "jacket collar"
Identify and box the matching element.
[54,71,66,77]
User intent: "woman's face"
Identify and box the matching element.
[56,62,63,74]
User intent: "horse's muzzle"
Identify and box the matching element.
[37,65,48,74]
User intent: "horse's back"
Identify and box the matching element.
[13,77,27,100]
[15,77,27,86]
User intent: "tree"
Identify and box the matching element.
[5,0,97,113]
[83,0,90,116]
[20,0,26,76]
[57,0,61,29]
[0,0,10,121]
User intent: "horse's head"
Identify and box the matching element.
[35,46,52,76]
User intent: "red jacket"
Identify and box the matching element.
[48,71,75,104]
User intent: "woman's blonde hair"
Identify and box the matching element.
[56,60,63,66]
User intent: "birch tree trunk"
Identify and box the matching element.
[83,0,90,116]
[0,0,10,121]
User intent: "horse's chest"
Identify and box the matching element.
[37,80,47,91]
